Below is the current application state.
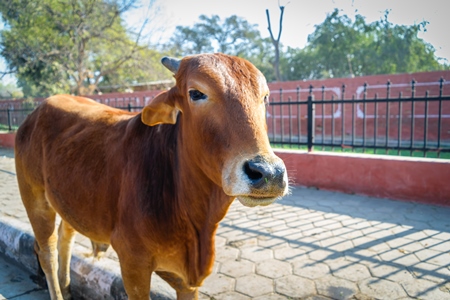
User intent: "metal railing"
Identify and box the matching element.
[0,97,147,131]
[267,78,450,158]
[0,107,34,132]
[1,79,450,158]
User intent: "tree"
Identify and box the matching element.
[98,47,173,92]
[362,11,444,75]
[304,10,369,78]
[167,14,277,80]
[266,4,286,81]
[0,0,165,96]
[168,14,263,58]
[282,46,320,80]
[283,9,447,80]
[249,37,278,82]
[0,81,22,99]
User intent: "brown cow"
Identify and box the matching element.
[15,53,288,300]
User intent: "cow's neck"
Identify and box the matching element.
[175,120,234,227]
[175,122,235,285]
[128,115,233,227]
[175,166,229,282]
[128,115,234,284]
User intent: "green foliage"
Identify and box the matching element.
[0,81,23,99]
[168,15,261,57]
[283,9,448,80]
[1,5,448,96]
[167,10,447,83]
[250,37,278,82]
[0,0,167,97]
[98,47,173,92]
[166,14,277,81]
[1,0,71,96]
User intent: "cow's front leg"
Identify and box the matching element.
[156,271,198,300]
[112,235,153,300]
[177,289,198,300]
[117,254,152,300]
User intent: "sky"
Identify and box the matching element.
[143,0,448,60]
[1,0,449,85]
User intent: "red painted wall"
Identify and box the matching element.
[268,70,450,98]
[266,70,450,147]
[0,133,16,149]
[276,149,450,206]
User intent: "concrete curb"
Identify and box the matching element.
[0,216,176,299]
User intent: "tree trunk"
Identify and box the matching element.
[266,6,285,82]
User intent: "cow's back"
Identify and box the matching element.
[15,95,135,241]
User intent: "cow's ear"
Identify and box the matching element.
[141,91,180,126]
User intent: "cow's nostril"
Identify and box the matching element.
[244,161,264,181]
[243,156,287,190]
[243,160,269,189]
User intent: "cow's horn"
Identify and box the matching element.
[161,57,180,74]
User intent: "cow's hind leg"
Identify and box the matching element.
[30,241,47,287]
[19,186,63,300]
[57,220,76,299]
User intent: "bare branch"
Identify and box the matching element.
[266,3,287,82]
[277,6,285,42]
[0,69,17,79]
[266,9,276,45]
[95,12,148,83]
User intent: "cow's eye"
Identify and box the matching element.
[189,90,207,101]
[264,94,269,105]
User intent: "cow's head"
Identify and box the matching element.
[142,53,288,207]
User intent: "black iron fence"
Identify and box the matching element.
[1,79,450,158]
[267,78,450,158]
[0,107,34,132]
[0,98,146,131]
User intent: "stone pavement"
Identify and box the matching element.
[1,147,449,299]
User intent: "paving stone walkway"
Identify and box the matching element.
[1,148,449,299]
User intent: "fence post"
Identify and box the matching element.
[128,103,132,112]
[7,108,12,131]
[307,85,315,152]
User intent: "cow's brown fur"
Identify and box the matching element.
[15,53,288,300]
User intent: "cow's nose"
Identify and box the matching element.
[243,156,286,189]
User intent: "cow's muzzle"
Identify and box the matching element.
[235,155,288,207]
[243,155,286,190]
